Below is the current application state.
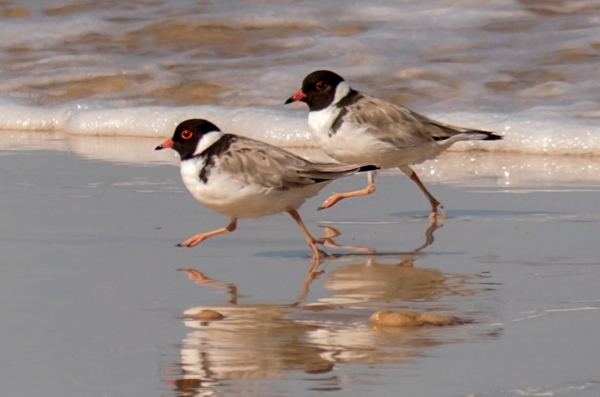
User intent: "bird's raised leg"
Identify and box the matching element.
[287,209,324,259]
[177,218,237,247]
[399,165,445,221]
[318,171,377,210]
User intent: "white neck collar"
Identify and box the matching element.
[193,130,224,156]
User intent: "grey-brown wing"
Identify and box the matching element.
[215,136,362,190]
[346,94,477,147]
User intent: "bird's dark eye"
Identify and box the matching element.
[181,130,193,140]
[316,81,327,91]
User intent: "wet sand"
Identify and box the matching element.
[2,147,600,396]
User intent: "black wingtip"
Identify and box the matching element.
[482,133,503,141]
[466,130,503,141]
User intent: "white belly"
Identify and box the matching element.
[308,110,449,169]
[180,159,326,218]
[308,109,398,167]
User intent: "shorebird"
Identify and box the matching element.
[155,118,377,258]
[285,70,502,220]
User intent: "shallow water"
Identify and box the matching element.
[1,0,600,158]
[2,149,600,397]
[3,130,600,187]
[2,1,600,396]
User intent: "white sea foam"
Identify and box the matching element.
[1,100,600,157]
[0,0,599,184]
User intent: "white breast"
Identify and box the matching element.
[180,157,208,202]
[307,106,338,141]
[179,157,327,219]
[180,158,249,214]
[308,110,398,167]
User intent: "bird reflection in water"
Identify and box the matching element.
[178,268,239,305]
[297,221,444,304]
[162,221,500,396]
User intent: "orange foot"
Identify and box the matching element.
[318,184,376,211]
[428,202,446,222]
[176,234,210,247]
[176,220,238,248]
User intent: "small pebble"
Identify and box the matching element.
[189,309,224,321]
[370,309,462,327]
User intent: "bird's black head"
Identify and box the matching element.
[285,70,346,111]
[155,119,222,160]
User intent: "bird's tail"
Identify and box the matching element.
[437,129,503,145]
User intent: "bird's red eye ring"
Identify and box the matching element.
[316,81,327,91]
[181,129,193,139]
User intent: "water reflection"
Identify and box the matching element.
[178,268,238,305]
[317,252,475,305]
[317,224,376,254]
[295,221,443,304]
[165,222,498,396]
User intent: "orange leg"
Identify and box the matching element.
[399,165,445,221]
[177,218,237,247]
[287,209,324,259]
[318,171,377,210]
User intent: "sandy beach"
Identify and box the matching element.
[2,143,600,397]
